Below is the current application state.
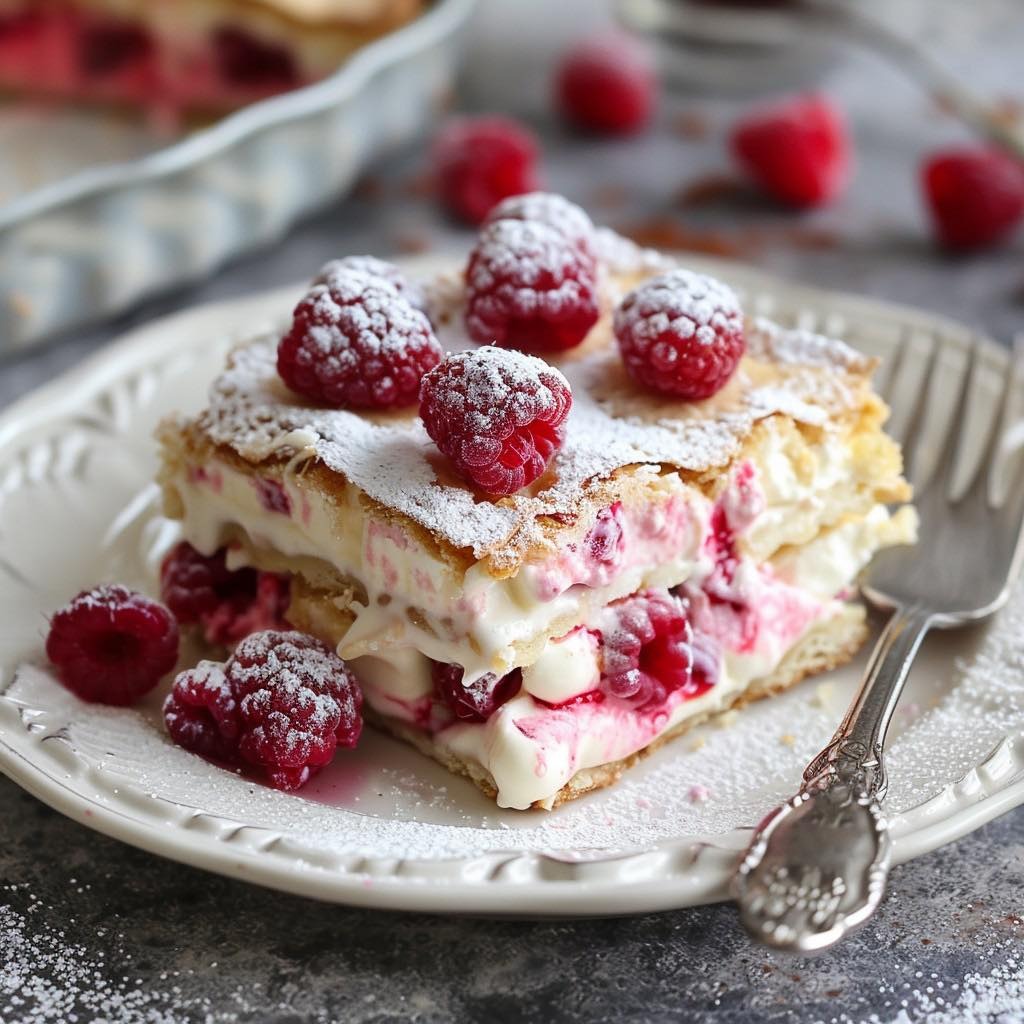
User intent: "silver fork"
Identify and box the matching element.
[731,332,1024,953]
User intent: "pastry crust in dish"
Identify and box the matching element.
[0,0,423,114]
[157,235,917,809]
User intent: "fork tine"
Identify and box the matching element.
[989,333,1024,508]
[946,342,1017,503]
[885,332,938,465]
[929,339,983,499]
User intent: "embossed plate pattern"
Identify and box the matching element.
[1,255,1023,916]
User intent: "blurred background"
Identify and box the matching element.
[1,0,1023,385]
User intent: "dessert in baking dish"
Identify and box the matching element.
[157,195,916,808]
[0,0,422,114]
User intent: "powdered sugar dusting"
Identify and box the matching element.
[613,268,743,349]
[197,251,868,568]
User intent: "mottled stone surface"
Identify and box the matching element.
[2,2,1024,1021]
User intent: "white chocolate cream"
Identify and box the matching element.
[167,451,916,809]
[348,503,912,809]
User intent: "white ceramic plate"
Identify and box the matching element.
[2,256,1024,916]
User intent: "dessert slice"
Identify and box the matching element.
[0,0,422,116]
[157,217,915,810]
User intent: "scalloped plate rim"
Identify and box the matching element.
[1,253,1024,916]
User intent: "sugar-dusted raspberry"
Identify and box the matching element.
[465,219,600,352]
[163,661,240,762]
[419,347,572,496]
[730,94,850,208]
[277,268,443,409]
[599,590,693,708]
[160,542,290,647]
[614,269,745,400]
[313,255,425,311]
[235,630,362,790]
[555,34,656,136]
[432,115,540,225]
[922,147,1024,250]
[432,662,522,723]
[485,191,596,262]
[46,585,179,706]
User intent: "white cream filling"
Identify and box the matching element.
[171,459,708,681]
[348,504,911,808]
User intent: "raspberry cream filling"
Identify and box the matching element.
[168,442,914,808]
[350,506,909,809]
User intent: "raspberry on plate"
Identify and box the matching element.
[614,268,745,400]
[599,590,699,709]
[432,662,522,723]
[432,115,540,225]
[921,147,1024,250]
[46,584,179,706]
[277,267,443,409]
[163,630,363,791]
[160,541,290,647]
[555,34,656,136]
[485,191,597,262]
[163,661,240,762]
[419,347,572,497]
[730,94,851,208]
[464,219,600,352]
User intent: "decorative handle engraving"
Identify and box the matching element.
[733,606,934,952]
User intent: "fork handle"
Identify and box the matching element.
[732,606,935,951]
[803,605,934,804]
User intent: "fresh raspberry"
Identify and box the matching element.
[599,590,694,708]
[464,219,600,352]
[431,662,522,723]
[313,255,425,310]
[921,147,1024,250]
[614,269,745,400]
[230,631,362,789]
[730,94,851,208]
[432,115,540,225]
[46,585,179,706]
[485,191,597,262]
[277,268,443,409]
[555,34,656,136]
[160,542,291,647]
[163,661,240,762]
[164,631,362,789]
[419,347,572,496]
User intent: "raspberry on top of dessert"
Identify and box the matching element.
[157,195,916,808]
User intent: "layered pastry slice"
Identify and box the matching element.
[157,202,915,809]
[0,0,422,115]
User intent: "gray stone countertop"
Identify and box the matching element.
[2,2,1023,1021]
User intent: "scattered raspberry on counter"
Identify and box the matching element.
[555,33,656,136]
[730,93,851,208]
[432,115,540,225]
[921,147,1024,250]
[419,347,572,497]
[46,584,179,705]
